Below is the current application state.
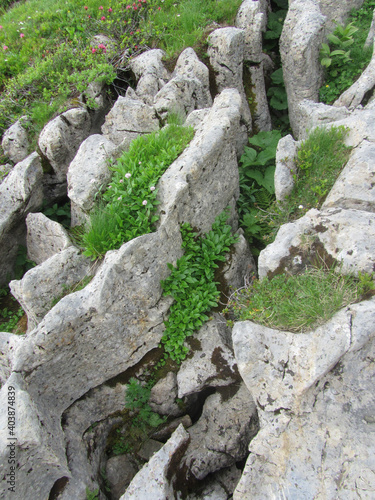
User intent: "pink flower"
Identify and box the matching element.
[99,5,104,10]
[84,5,88,9]
[117,196,122,201]
[0,26,3,29]
[108,7,113,12]
[20,33,25,38]
[101,16,106,20]
[134,5,137,10]
[125,173,131,178]
[157,6,161,10]
[130,31,133,35]
[3,45,8,50]
[126,5,131,9]
[92,48,96,53]
[150,186,156,191]
[98,43,107,52]
[119,179,124,183]
[142,200,147,206]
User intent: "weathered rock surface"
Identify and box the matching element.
[274,134,299,202]
[0,152,43,286]
[176,314,239,398]
[67,134,116,225]
[1,117,29,163]
[121,424,190,500]
[235,0,271,131]
[207,27,252,132]
[0,88,245,499]
[280,0,326,137]
[153,47,212,121]
[222,233,256,290]
[232,297,375,499]
[322,139,375,212]
[129,49,170,106]
[149,372,182,417]
[38,108,91,182]
[25,212,73,264]
[0,333,23,386]
[106,454,138,500]
[180,383,258,481]
[9,246,93,333]
[101,95,160,150]
[258,207,375,279]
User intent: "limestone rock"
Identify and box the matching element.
[232,298,375,499]
[0,372,69,500]
[9,247,93,333]
[153,47,212,121]
[222,233,256,291]
[0,333,23,386]
[258,207,375,279]
[177,314,239,398]
[138,439,164,461]
[149,372,182,417]
[364,7,375,48]
[101,95,160,149]
[25,212,72,265]
[274,134,300,201]
[298,99,351,138]
[0,163,12,183]
[1,116,29,163]
[0,152,43,286]
[235,0,269,62]
[322,139,375,212]
[185,108,210,132]
[247,64,272,132]
[207,27,252,132]
[180,383,258,481]
[106,455,138,500]
[129,49,170,105]
[280,0,326,137]
[318,0,366,28]
[121,424,190,499]
[334,48,375,109]
[38,108,91,182]
[67,134,116,225]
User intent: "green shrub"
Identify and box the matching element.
[125,377,165,431]
[82,122,194,259]
[160,209,238,363]
[225,267,374,332]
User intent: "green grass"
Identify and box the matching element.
[225,267,374,332]
[81,121,194,259]
[0,0,241,152]
[319,0,375,104]
[252,125,352,247]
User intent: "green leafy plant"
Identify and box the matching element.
[263,0,288,52]
[85,487,99,500]
[125,378,165,432]
[82,122,194,260]
[42,200,71,228]
[225,265,372,332]
[319,0,375,104]
[237,130,281,250]
[160,209,238,363]
[14,244,36,280]
[267,67,288,111]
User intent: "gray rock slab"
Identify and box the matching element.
[181,383,258,481]
[233,298,375,499]
[0,333,23,387]
[67,134,116,224]
[121,424,190,499]
[235,0,268,62]
[207,27,252,132]
[153,48,212,121]
[322,140,375,212]
[38,108,91,182]
[1,117,29,163]
[274,133,300,201]
[25,212,73,265]
[258,207,375,279]
[149,371,182,417]
[222,233,256,291]
[9,246,93,333]
[106,454,138,500]
[0,152,43,286]
[101,95,160,148]
[129,49,170,106]
[280,0,326,137]
[177,314,239,398]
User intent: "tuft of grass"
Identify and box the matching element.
[81,122,194,259]
[254,125,352,246]
[225,267,375,333]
